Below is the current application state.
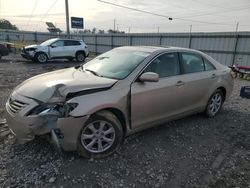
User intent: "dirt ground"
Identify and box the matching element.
[0,54,250,188]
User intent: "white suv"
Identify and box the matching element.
[21,38,89,63]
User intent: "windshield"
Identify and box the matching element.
[40,38,58,46]
[82,48,150,79]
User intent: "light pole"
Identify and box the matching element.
[65,0,70,38]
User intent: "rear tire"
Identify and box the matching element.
[77,111,123,158]
[75,51,85,62]
[35,52,48,63]
[205,89,224,118]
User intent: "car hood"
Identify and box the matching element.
[15,67,117,103]
[24,44,39,49]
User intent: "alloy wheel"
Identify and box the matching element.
[77,53,85,62]
[209,93,222,115]
[80,120,116,153]
[37,53,47,63]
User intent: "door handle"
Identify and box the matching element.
[211,74,216,78]
[176,81,185,86]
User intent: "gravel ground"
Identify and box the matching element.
[0,54,250,188]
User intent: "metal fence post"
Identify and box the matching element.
[95,35,98,55]
[34,32,38,43]
[111,35,114,49]
[159,35,163,46]
[129,35,133,46]
[188,34,192,48]
[6,31,10,42]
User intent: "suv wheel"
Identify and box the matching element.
[205,89,224,117]
[76,52,85,62]
[77,111,123,158]
[35,52,48,63]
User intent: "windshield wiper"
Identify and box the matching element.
[84,69,102,77]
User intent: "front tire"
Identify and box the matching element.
[35,52,48,63]
[75,51,85,62]
[205,89,224,117]
[77,111,123,158]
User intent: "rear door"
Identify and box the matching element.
[130,52,184,129]
[178,52,217,110]
[64,40,81,57]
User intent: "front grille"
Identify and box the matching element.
[8,98,28,114]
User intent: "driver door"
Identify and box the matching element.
[49,40,66,58]
[130,52,184,129]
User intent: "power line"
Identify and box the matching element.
[97,0,238,26]
[97,0,173,20]
[35,0,58,30]
[25,0,38,30]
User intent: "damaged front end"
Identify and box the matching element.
[5,91,89,151]
[5,67,117,151]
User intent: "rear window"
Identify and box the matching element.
[65,40,81,46]
[204,58,216,71]
[180,53,205,74]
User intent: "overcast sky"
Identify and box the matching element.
[0,0,250,33]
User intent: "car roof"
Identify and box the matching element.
[116,46,202,54]
[51,38,82,42]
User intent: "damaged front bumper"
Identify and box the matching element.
[21,50,35,60]
[5,92,90,151]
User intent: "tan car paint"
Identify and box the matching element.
[5,46,234,151]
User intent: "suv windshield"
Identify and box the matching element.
[40,38,59,46]
[82,48,150,80]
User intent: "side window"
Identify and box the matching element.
[180,53,205,74]
[204,58,215,71]
[144,52,180,78]
[65,40,81,46]
[51,40,64,47]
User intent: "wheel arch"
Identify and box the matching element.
[216,86,226,101]
[75,50,86,57]
[91,108,128,136]
[35,51,49,58]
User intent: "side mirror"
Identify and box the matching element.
[139,72,159,82]
[50,45,57,48]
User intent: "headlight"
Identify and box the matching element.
[27,104,62,116]
[27,103,78,117]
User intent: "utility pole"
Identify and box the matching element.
[65,0,70,38]
[113,19,116,32]
[128,27,130,33]
[231,21,239,66]
[189,24,192,34]
[157,27,160,34]
[235,22,239,33]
